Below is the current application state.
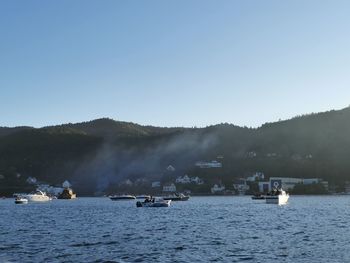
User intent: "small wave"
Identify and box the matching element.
[71,241,103,247]
[292,231,305,236]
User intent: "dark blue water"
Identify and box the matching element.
[1,196,350,263]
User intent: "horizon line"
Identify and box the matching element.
[1,106,348,130]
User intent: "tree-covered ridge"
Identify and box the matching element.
[0,126,34,137]
[1,107,350,195]
[43,118,187,139]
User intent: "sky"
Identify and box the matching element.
[0,0,349,128]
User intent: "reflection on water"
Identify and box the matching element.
[1,196,350,262]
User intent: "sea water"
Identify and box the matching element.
[1,196,350,263]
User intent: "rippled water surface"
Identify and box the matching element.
[1,196,350,262]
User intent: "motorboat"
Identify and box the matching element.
[15,196,28,204]
[110,194,136,201]
[136,195,151,200]
[265,189,289,205]
[25,190,51,202]
[136,198,171,207]
[58,188,77,199]
[251,193,266,200]
[163,193,190,201]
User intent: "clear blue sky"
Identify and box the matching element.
[0,0,349,128]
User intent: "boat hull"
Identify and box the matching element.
[15,199,28,204]
[110,196,136,201]
[25,195,51,202]
[136,200,171,207]
[58,188,77,199]
[58,194,77,199]
[265,194,289,205]
[252,196,265,200]
[163,196,189,201]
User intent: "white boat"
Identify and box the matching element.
[136,195,151,200]
[25,190,51,202]
[136,198,171,207]
[265,189,289,205]
[15,196,28,204]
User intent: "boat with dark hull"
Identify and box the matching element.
[15,196,28,204]
[110,195,136,201]
[265,189,289,205]
[58,188,77,199]
[163,193,190,201]
[251,193,266,200]
[136,198,171,207]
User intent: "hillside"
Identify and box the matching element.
[43,118,187,139]
[1,107,350,195]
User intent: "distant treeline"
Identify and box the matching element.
[1,107,350,195]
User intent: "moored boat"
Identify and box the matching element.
[251,193,266,200]
[25,190,51,202]
[265,189,289,205]
[58,188,77,199]
[15,196,28,204]
[136,198,171,207]
[163,193,190,201]
[110,194,136,201]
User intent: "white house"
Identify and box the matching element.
[232,178,250,195]
[62,180,71,188]
[176,175,191,184]
[260,177,329,192]
[166,165,176,172]
[303,178,320,185]
[195,160,222,169]
[163,183,176,192]
[191,176,204,185]
[211,184,225,194]
[270,177,303,190]
[151,181,161,188]
[176,175,204,185]
[246,172,265,182]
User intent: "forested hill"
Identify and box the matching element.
[1,107,350,195]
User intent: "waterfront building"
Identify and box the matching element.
[191,176,204,185]
[176,175,191,184]
[270,177,303,190]
[259,177,329,192]
[176,175,204,185]
[303,178,321,185]
[151,181,161,188]
[232,178,250,195]
[195,160,222,168]
[246,172,265,182]
[211,184,225,194]
[163,183,176,192]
